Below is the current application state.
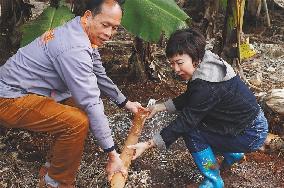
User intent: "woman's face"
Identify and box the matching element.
[168,54,197,81]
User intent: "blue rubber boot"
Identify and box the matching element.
[192,147,224,188]
[222,153,245,168]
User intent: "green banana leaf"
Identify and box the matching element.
[219,0,228,9]
[20,5,74,47]
[121,0,191,42]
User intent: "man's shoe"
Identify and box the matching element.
[38,164,49,188]
[38,165,74,188]
[38,177,75,188]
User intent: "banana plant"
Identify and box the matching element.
[0,0,34,49]
[221,0,246,61]
[20,1,74,47]
[21,0,190,46]
[121,0,191,42]
[219,0,228,9]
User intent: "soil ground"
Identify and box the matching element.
[0,1,284,187]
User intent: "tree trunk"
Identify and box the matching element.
[262,0,271,27]
[202,0,219,39]
[236,0,246,61]
[128,37,151,82]
[0,0,33,49]
[0,0,12,31]
[246,0,271,27]
[50,0,59,8]
[221,0,245,62]
[247,0,262,17]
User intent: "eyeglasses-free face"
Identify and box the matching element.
[168,53,197,81]
[82,2,122,47]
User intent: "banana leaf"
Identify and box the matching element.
[20,5,74,47]
[220,0,228,9]
[121,0,191,42]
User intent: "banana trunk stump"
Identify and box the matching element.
[111,109,149,188]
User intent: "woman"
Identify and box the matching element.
[128,28,268,188]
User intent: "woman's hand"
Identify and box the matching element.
[127,140,156,160]
[147,103,167,119]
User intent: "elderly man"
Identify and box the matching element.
[0,0,139,187]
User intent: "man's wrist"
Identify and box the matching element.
[108,150,119,160]
[104,145,117,153]
[117,98,128,108]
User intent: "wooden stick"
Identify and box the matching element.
[110,109,149,188]
[262,0,271,27]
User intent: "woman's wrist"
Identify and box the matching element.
[156,103,167,112]
[145,139,156,149]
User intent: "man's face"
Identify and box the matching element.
[168,54,196,81]
[84,3,122,47]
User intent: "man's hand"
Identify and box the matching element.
[106,150,127,182]
[127,139,156,160]
[147,103,167,119]
[124,101,144,113]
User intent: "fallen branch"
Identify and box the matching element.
[104,40,133,46]
[262,0,271,27]
[110,109,149,188]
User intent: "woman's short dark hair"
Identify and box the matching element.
[165,28,206,62]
